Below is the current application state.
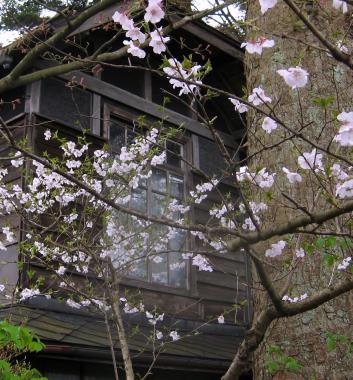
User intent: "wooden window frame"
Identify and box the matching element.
[103,103,196,296]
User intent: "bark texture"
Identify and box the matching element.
[245,1,353,379]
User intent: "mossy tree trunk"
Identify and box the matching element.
[244,1,353,379]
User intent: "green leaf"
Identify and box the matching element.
[312,95,335,108]
[324,253,335,267]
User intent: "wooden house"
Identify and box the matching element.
[0,3,251,379]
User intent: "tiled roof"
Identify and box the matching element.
[0,298,246,370]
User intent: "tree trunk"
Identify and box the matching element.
[245,1,353,379]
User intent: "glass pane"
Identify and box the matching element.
[152,192,166,216]
[169,252,186,288]
[110,122,125,152]
[166,141,181,168]
[151,169,167,192]
[170,174,184,198]
[131,188,146,212]
[127,129,137,145]
[129,257,148,279]
[151,253,168,284]
[169,230,186,251]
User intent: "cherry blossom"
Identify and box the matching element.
[333,111,353,146]
[2,226,14,243]
[67,299,82,309]
[336,179,353,198]
[218,315,225,324]
[336,40,349,54]
[229,98,248,113]
[44,130,51,140]
[295,248,305,258]
[332,0,348,13]
[144,0,165,24]
[149,28,170,54]
[331,163,349,181]
[112,11,134,30]
[248,87,272,106]
[337,257,352,270]
[163,58,202,96]
[126,27,146,44]
[11,152,24,168]
[265,240,286,258]
[241,37,275,55]
[298,149,323,171]
[282,293,308,303]
[169,331,180,341]
[259,0,278,14]
[192,254,213,272]
[282,167,302,184]
[123,40,146,59]
[261,117,277,133]
[277,67,309,89]
[19,288,40,301]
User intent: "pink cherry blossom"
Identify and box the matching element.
[126,27,146,44]
[259,0,278,14]
[261,117,277,133]
[277,66,309,89]
[241,37,275,55]
[149,28,170,54]
[144,0,165,24]
[112,11,134,31]
[332,0,348,13]
[123,40,146,59]
[229,98,248,113]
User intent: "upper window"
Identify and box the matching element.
[107,110,189,289]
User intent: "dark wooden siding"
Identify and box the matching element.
[0,116,27,303]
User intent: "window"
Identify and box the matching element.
[108,111,189,289]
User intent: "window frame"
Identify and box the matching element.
[103,103,196,296]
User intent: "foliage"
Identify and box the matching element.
[0,320,47,380]
[265,345,302,375]
[0,0,98,30]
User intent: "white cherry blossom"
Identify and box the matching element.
[337,257,352,270]
[277,67,309,89]
[333,111,353,146]
[248,87,272,106]
[241,37,275,55]
[336,179,353,198]
[218,315,225,324]
[259,0,278,14]
[295,248,306,258]
[332,0,348,13]
[265,240,286,258]
[192,254,213,272]
[261,117,278,133]
[44,130,51,140]
[229,98,248,113]
[123,40,146,59]
[169,331,180,341]
[282,167,302,184]
[298,149,323,171]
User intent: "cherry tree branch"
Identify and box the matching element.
[283,0,353,70]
